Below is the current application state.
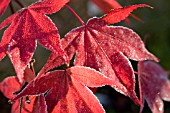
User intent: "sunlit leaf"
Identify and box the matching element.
[0,0,69,82]
[10,66,112,113]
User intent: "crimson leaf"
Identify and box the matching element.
[138,61,170,113]
[32,94,48,113]
[0,0,10,16]
[0,76,35,113]
[100,4,151,24]
[0,66,36,112]
[10,66,113,113]
[0,0,69,82]
[42,4,158,105]
[0,76,21,99]
[11,96,36,113]
[91,0,144,24]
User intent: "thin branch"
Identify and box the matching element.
[9,2,15,14]
[19,98,23,113]
[65,5,85,25]
[14,0,24,8]
[29,59,36,76]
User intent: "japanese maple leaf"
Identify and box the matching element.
[0,76,21,99]
[10,66,113,113]
[32,94,48,113]
[11,96,37,113]
[0,76,34,113]
[0,67,47,113]
[0,0,69,82]
[91,0,143,24]
[0,0,10,16]
[40,4,158,105]
[138,61,170,113]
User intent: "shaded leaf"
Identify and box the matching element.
[32,94,48,113]
[0,0,69,82]
[10,66,112,113]
[138,61,170,113]
[24,66,36,83]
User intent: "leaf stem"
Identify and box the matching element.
[9,2,15,14]
[65,5,85,25]
[134,71,138,75]
[29,59,36,76]
[15,0,24,8]
[19,98,23,113]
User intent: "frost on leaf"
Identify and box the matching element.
[10,66,112,113]
[0,0,10,16]
[0,0,69,82]
[43,4,158,105]
[138,61,170,113]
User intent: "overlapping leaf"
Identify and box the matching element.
[41,4,158,105]
[11,96,36,113]
[138,61,170,113]
[10,66,113,113]
[0,66,37,113]
[0,0,69,82]
[0,0,10,16]
[32,94,48,113]
[0,76,35,113]
[0,76,21,99]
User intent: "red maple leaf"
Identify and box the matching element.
[138,61,170,113]
[11,96,37,113]
[0,76,21,99]
[40,4,158,105]
[0,0,69,82]
[0,76,35,113]
[0,67,46,113]
[10,66,113,113]
[0,0,10,16]
[91,0,143,24]
[32,94,48,113]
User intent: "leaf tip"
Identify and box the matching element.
[99,4,153,25]
[152,56,160,62]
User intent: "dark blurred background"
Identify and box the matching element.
[0,0,170,113]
